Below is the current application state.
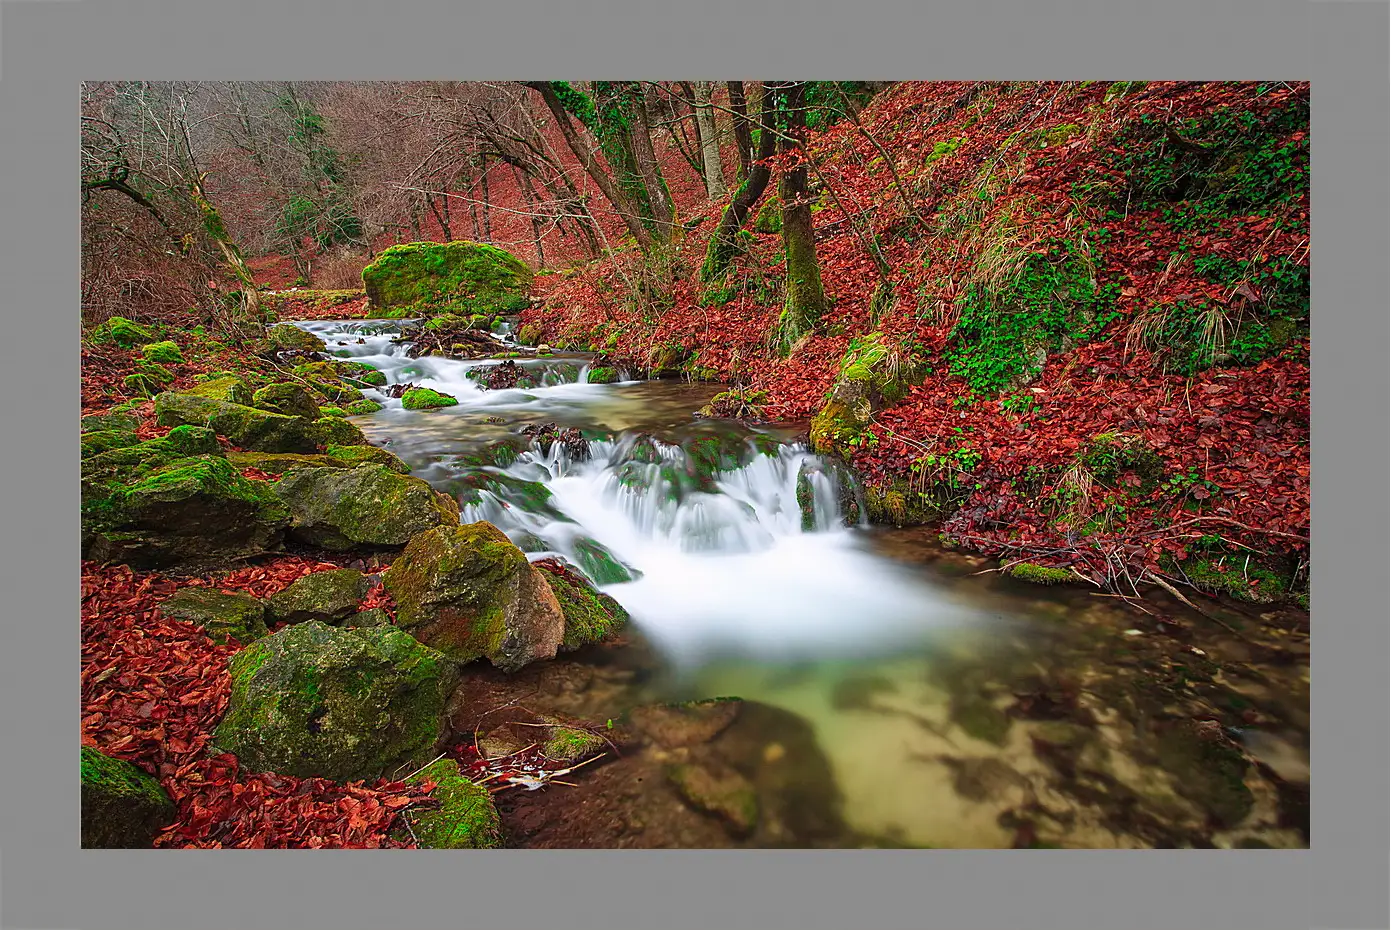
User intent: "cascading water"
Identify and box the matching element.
[296,318,973,665]
[288,318,1309,850]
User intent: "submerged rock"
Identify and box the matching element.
[382,522,565,672]
[266,569,372,625]
[273,465,460,550]
[80,746,176,848]
[159,588,269,646]
[212,621,455,782]
[666,761,760,838]
[629,698,743,749]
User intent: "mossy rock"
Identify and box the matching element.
[535,562,629,652]
[382,522,565,672]
[186,375,255,406]
[325,444,411,474]
[305,377,362,406]
[347,608,392,628]
[266,569,372,626]
[517,323,542,345]
[81,746,175,848]
[666,761,760,838]
[211,621,456,783]
[401,387,458,410]
[252,383,323,421]
[141,340,184,364]
[394,758,501,849]
[267,324,327,354]
[225,450,347,476]
[82,412,141,434]
[99,316,155,348]
[82,429,143,459]
[1003,562,1074,586]
[586,366,618,384]
[273,464,460,550]
[541,723,608,766]
[1180,551,1293,605]
[347,399,383,416]
[570,537,636,585]
[159,588,269,646]
[318,406,347,418]
[309,416,368,447]
[154,392,320,454]
[1154,720,1254,828]
[628,698,743,749]
[361,241,533,316]
[83,455,291,570]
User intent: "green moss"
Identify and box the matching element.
[398,759,501,849]
[1003,563,1074,586]
[82,429,142,458]
[186,375,255,406]
[586,366,618,384]
[537,562,630,652]
[81,746,175,848]
[82,412,141,434]
[401,387,458,410]
[273,464,459,550]
[266,569,371,625]
[154,393,321,454]
[309,416,367,447]
[97,316,155,348]
[160,588,268,646]
[141,340,183,364]
[252,382,323,421]
[1182,554,1290,604]
[346,398,383,415]
[267,324,327,354]
[318,406,347,418]
[753,193,782,234]
[666,762,760,837]
[361,241,533,316]
[325,444,411,474]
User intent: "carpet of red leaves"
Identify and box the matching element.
[520,80,1310,577]
[81,561,426,848]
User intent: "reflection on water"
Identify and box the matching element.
[295,319,1311,849]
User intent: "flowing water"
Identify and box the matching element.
[296,318,1311,850]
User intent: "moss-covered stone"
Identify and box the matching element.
[141,340,184,364]
[535,561,629,652]
[347,607,392,628]
[318,406,347,418]
[273,464,460,550]
[82,429,142,459]
[99,316,155,348]
[82,412,142,434]
[83,454,291,570]
[666,761,760,838]
[81,746,175,848]
[325,444,411,474]
[1003,562,1074,585]
[267,323,327,354]
[628,698,743,748]
[395,758,501,849]
[346,398,383,416]
[382,523,565,672]
[361,241,533,316]
[159,588,269,646]
[266,569,372,625]
[211,621,455,783]
[810,333,926,456]
[586,366,618,384]
[185,375,255,406]
[541,723,607,766]
[252,382,323,421]
[309,416,368,447]
[154,392,320,454]
[517,323,542,345]
[401,387,458,410]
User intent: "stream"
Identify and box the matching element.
[294,318,1311,850]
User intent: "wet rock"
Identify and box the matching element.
[542,721,609,766]
[159,588,268,646]
[265,569,372,626]
[347,607,393,628]
[943,756,1031,803]
[382,522,565,672]
[1153,719,1254,829]
[212,621,455,782]
[629,698,743,748]
[273,465,460,550]
[570,537,637,585]
[667,761,760,838]
[267,323,327,354]
[393,758,502,848]
[521,422,589,461]
[401,387,458,410]
[533,558,630,652]
[81,746,175,848]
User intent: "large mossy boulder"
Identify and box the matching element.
[186,374,255,406]
[308,416,368,448]
[382,523,565,672]
[211,621,456,783]
[362,240,533,316]
[267,323,327,354]
[393,758,502,849]
[95,316,155,349]
[401,387,458,411]
[266,569,372,625]
[81,411,142,434]
[273,464,460,550]
[252,382,323,421]
[154,392,320,454]
[534,560,629,652]
[80,746,176,848]
[159,588,269,646]
[83,455,291,570]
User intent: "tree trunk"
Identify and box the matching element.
[775,82,826,352]
[700,82,779,281]
[629,82,677,243]
[694,82,728,201]
[726,81,753,182]
[513,164,547,266]
[479,160,492,243]
[188,176,260,323]
[523,81,655,254]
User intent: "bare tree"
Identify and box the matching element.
[693,82,728,201]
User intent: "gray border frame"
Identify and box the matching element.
[3,0,1385,928]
